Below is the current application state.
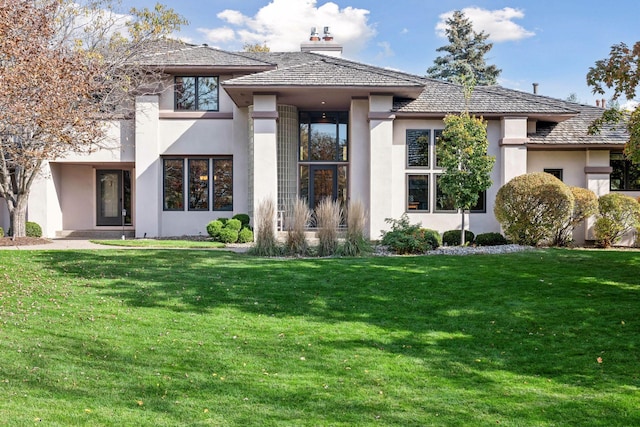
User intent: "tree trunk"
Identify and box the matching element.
[460,209,466,246]
[8,195,28,238]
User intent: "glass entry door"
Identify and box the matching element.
[309,165,338,210]
[97,170,132,226]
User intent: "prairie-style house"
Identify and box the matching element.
[1,35,637,244]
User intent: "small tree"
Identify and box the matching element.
[437,112,495,245]
[427,10,501,85]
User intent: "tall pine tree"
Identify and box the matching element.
[427,10,501,86]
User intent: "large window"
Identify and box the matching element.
[163,157,232,211]
[611,152,640,190]
[407,174,429,212]
[433,174,487,213]
[299,112,348,162]
[407,129,430,168]
[175,76,219,111]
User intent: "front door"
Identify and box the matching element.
[96,170,132,226]
[309,165,338,210]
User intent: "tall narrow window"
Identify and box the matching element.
[610,152,640,190]
[407,174,429,211]
[434,129,444,168]
[213,158,233,211]
[407,129,430,167]
[163,159,184,210]
[175,76,219,111]
[189,159,209,211]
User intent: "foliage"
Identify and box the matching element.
[474,232,508,246]
[25,221,43,238]
[243,42,270,52]
[206,220,223,239]
[494,172,574,246]
[217,227,239,244]
[593,193,640,247]
[380,214,441,254]
[442,229,475,246]
[427,10,501,85]
[340,199,371,257]
[587,41,640,163]
[1,249,640,425]
[0,226,3,238]
[285,198,311,256]
[315,197,342,257]
[232,213,251,228]
[217,217,229,225]
[438,112,495,244]
[251,198,281,256]
[224,218,242,232]
[0,0,186,237]
[237,227,254,244]
[553,187,599,246]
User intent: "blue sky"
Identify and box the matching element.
[126,0,640,106]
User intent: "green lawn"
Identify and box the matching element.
[0,248,638,426]
[91,239,226,249]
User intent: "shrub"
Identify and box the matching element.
[380,214,441,254]
[552,187,598,246]
[251,198,281,256]
[475,232,508,246]
[217,217,229,226]
[206,220,224,239]
[217,227,239,244]
[340,199,371,257]
[0,227,3,238]
[315,197,342,257]
[225,218,242,232]
[442,229,475,246]
[232,214,250,228]
[285,198,311,256]
[237,227,254,243]
[594,193,640,248]
[26,221,42,238]
[494,172,574,246]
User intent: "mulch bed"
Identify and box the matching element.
[0,237,52,246]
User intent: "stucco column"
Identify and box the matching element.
[251,94,279,227]
[134,95,160,238]
[27,161,63,238]
[368,95,395,239]
[584,149,613,241]
[499,116,528,185]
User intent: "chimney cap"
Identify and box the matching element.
[309,27,320,41]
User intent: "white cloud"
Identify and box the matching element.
[376,41,394,59]
[622,100,639,111]
[436,7,535,42]
[198,0,376,54]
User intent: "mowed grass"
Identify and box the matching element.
[0,249,638,426]
[91,239,225,249]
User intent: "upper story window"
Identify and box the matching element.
[299,112,348,162]
[406,129,430,168]
[611,152,640,190]
[175,76,219,111]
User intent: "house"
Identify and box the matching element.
[1,35,637,244]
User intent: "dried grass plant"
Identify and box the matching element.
[251,198,280,256]
[315,197,342,257]
[286,198,311,256]
[341,199,371,256]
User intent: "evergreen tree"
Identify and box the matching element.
[427,10,501,86]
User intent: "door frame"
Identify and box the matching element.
[96,169,132,227]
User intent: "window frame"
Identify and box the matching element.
[406,129,431,168]
[406,174,430,212]
[188,158,210,211]
[610,152,640,191]
[174,76,220,112]
[544,168,564,181]
[163,158,185,211]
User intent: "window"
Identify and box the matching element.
[163,157,233,211]
[434,129,444,168]
[434,174,487,213]
[163,159,184,210]
[611,152,640,190]
[407,129,430,167]
[544,168,563,181]
[175,76,219,111]
[299,112,348,162]
[407,174,429,212]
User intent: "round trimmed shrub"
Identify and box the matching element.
[475,232,508,246]
[594,193,640,247]
[494,172,574,246]
[442,229,475,246]
[237,227,254,243]
[217,227,239,244]
[381,215,441,254]
[225,218,242,232]
[232,213,250,228]
[26,221,42,238]
[206,220,223,238]
[217,217,229,225]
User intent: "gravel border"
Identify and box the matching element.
[373,244,535,257]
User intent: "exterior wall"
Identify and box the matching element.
[349,98,371,231]
[28,162,63,238]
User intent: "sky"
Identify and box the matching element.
[124,0,640,107]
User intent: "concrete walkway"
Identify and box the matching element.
[0,239,250,252]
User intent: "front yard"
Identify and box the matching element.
[0,248,638,426]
